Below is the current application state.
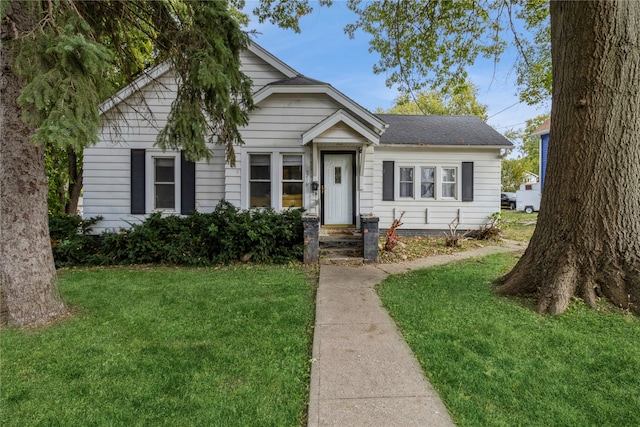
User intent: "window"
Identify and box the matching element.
[421,167,435,198]
[154,157,175,209]
[442,167,457,198]
[282,155,303,208]
[399,167,414,198]
[250,154,271,207]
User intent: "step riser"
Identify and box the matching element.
[320,247,363,258]
[319,228,365,263]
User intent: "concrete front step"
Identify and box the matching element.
[319,228,365,264]
[319,255,365,265]
[320,246,363,258]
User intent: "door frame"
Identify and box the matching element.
[320,150,357,226]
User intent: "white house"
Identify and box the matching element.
[83,42,512,234]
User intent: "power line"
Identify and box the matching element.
[494,121,528,130]
[487,101,520,119]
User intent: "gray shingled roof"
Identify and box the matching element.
[376,114,513,147]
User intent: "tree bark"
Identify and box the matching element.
[1,1,67,326]
[65,147,82,216]
[498,0,640,315]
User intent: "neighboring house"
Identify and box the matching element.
[531,118,550,189]
[523,171,539,184]
[83,42,512,235]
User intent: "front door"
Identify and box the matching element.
[322,153,353,225]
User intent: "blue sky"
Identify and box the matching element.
[243,1,550,137]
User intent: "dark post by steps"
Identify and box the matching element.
[303,214,320,264]
[360,215,379,263]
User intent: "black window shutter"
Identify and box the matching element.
[461,162,474,202]
[382,161,395,201]
[181,152,196,215]
[131,149,146,214]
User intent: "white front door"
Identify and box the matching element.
[323,153,353,225]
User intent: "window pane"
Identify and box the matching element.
[421,182,434,198]
[155,158,174,183]
[155,183,175,209]
[442,167,456,198]
[421,167,434,182]
[400,183,413,198]
[282,182,303,207]
[400,167,414,197]
[334,166,342,184]
[442,168,456,182]
[250,182,271,207]
[442,183,456,198]
[283,155,302,180]
[400,167,413,182]
[250,154,271,180]
[421,167,435,198]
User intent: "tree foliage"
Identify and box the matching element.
[5,0,257,165]
[378,81,488,120]
[502,113,549,190]
[346,0,551,105]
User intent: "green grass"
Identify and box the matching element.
[377,253,640,427]
[1,265,316,426]
[500,209,538,242]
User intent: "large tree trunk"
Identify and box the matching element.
[1,1,67,327]
[498,0,640,315]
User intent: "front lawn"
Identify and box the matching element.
[377,253,640,427]
[1,265,316,426]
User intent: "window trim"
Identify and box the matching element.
[145,150,181,213]
[249,153,272,208]
[281,153,304,209]
[420,166,436,199]
[441,166,458,199]
[394,164,460,201]
[398,166,415,199]
[243,149,307,210]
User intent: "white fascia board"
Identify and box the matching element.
[377,144,510,150]
[302,109,380,145]
[247,41,298,78]
[253,85,388,135]
[530,128,550,137]
[99,62,172,115]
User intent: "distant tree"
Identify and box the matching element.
[504,114,549,179]
[378,81,488,120]
[501,159,529,193]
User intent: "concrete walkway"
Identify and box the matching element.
[307,242,526,427]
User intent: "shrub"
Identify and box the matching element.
[49,214,103,267]
[50,202,304,267]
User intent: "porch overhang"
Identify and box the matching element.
[301,110,380,146]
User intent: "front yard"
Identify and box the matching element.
[378,253,640,426]
[1,265,316,427]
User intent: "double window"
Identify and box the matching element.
[248,153,304,209]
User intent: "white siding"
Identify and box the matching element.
[240,50,289,91]
[373,146,502,231]
[237,93,343,210]
[85,48,288,234]
[359,145,376,216]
